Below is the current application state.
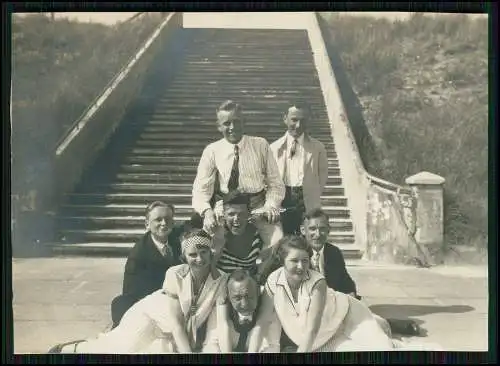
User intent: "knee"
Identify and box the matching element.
[111,294,136,325]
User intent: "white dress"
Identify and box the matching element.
[75,264,228,354]
[265,268,395,352]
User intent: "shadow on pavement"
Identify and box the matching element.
[369,304,475,318]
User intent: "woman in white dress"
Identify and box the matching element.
[265,235,410,352]
[49,230,232,354]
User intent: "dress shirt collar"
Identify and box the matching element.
[312,244,325,257]
[150,233,169,254]
[220,135,247,150]
[286,132,305,146]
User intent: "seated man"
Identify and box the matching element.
[301,208,421,337]
[109,201,186,328]
[192,190,278,286]
[202,269,281,353]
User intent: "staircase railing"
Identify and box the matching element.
[12,12,183,253]
[307,13,430,262]
[55,12,174,155]
[306,13,369,253]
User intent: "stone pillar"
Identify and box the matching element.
[405,171,446,263]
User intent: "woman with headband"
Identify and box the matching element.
[49,229,232,354]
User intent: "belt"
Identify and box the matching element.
[285,185,303,192]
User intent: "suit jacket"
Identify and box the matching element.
[270,133,328,212]
[122,227,183,302]
[322,243,357,295]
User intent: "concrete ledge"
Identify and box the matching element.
[182,12,311,29]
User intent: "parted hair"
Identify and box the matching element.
[216,100,242,114]
[222,190,251,207]
[285,100,312,117]
[303,208,330,224]
[145,201,175,219]
[275,234,313,263]
[228,268,258,290]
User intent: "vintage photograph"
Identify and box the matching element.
[10,11,488,354]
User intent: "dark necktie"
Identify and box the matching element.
[235,329,250,352]
[290,138,298,158]
[228,145,240,191]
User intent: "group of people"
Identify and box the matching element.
[49,100,434,354]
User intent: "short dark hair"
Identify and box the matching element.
[303,208,330,224]
[222,190,250,207]
[216,100,242,114]
[145,201,175,219]
[228,269,258,290]
[286,101,312,115]
[276,235,313,263]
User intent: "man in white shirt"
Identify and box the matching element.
[192,100,285,251]
[270,102,328,235]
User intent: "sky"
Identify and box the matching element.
[14,12,487,25]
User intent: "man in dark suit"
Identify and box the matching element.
[301,208,420,338]
[109,201,185,328]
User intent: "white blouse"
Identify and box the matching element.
[265,268,350,351]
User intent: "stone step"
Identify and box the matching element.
[61,200,351,216]
[113,171,343,185]
[154,100,327,109]
[134,135,336,147]
[175,71,320,79]
[125,156,340,167]
[166,79,322,86]
[159,91,325,100]
[182,63,318,72]
[119,164,342,177]
[125,146,339,159]
[123,147,329,159]
[141,119,330,128]
[48,242,362,259]
[148,106,327,115]
[133,137,335,148]
[132,140,334,150]
[57,213,352,229]
[58,228,356,244]
[183,55,314,63]
[97,183,346,197]
[138,126,333,135]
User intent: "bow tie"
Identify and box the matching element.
[237,314,253,323]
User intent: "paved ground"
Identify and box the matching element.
[10,257,489,354]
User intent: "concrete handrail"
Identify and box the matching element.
[55,13,175,156]
[308,12,417,254]
[307,13,369,250]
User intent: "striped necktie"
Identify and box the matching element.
[290,138,298,158]
[311,251,320,272]
[228,144,240,191]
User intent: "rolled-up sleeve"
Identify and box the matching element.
[192,145,217,215]
[262,142,285,209]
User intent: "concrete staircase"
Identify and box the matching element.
[51,28,362,259]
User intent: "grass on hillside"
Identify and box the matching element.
[11,13,165,193]
[321,13,488,258]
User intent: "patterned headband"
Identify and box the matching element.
[181,235,213,253]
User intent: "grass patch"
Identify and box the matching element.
[11,13,165,193]
[320,13,488,258]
